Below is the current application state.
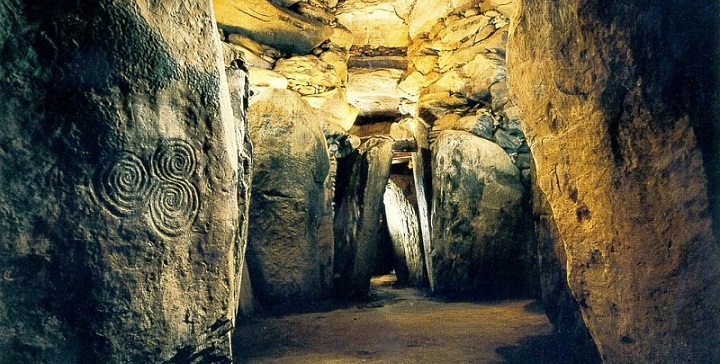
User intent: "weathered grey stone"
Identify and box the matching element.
[489,80,510,111]
[493,128,524,151]
[247,89,333,304]
[515,152,531,170]
[334,137,394,297]
[455,109,495,140]
[214,0,333,55]
[411,130,435,290]
[384,180,424,285]
[0,2,246,362]
[269,0,302,7]
[499,114,524,136]
[430,131,525,296]
[508,0,720,361]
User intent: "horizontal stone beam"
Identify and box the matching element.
[214,0,333,54]
[347,56,408,70]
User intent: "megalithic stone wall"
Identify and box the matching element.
[508,0,720,362]
[0,2,246,362]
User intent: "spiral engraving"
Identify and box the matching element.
[94,139,201,237]
[149,179,199,236]
[152,139,196,180]
[95,152,151,216]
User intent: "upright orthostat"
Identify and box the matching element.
[0,2,247,363]
[508,0,720,362]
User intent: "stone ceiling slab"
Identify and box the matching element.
[336,0,413,48]
[346,67,405,117]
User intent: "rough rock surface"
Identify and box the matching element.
[334,137,394,297]
[430,131,524,296]
[248,67,289,93]
[408,0,477,38]
[0,2,246,362]
[403,4,530,177]
[346,67,405,117]
[214,0,333,54]
[336,0,413,48]
[246,89,334,304]
[531,163,600,363]
[384,180,424,285]
[224,53,255,324]
[274,55,342,96]
[508,1,720,362]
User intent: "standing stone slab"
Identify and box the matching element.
[430,131,525,297]
[0,2,244,362]
[334,137,394,297]
[532,163,600,362]
[384,180,424,285]
[508,0,720,361]
[412,123,436,290]
[247,89,333,304]
[225,60,255,317]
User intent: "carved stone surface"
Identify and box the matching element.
[246,88,334,304]
[334,137,394,297]
[0,2,245,362]
[508,0,720,361]
[94,139,201,237]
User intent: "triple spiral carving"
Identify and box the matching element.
[95,139,200,237]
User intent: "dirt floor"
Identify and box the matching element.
[233,275,568,364]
